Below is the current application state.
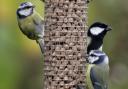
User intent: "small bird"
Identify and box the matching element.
[86,50,109,89]
[17,2,45,53]
[87,22,112,54]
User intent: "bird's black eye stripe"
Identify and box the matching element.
[26,7,30,9]
[90,54,96,57]
[27,6,31,8]
[23,6,32,9]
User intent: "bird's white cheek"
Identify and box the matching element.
[19,9,32,16]
[90,27,104,35]
[88,56,99,63]
[88,56,94,63]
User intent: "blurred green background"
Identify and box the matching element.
[0,0,128,89]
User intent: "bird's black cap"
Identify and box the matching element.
[89,22,108,29]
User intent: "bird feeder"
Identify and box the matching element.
[43,0,88,89]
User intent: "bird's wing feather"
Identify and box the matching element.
[32,12,44,39]
[33,12,44,25]
[90,65,109,89]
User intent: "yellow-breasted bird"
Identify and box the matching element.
[17,2,45,53]
[76,50,109,89]
[86,50,109,89]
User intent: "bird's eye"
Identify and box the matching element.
[25,6,31,9]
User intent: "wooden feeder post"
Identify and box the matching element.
[42,0,88,89]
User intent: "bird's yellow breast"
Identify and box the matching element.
[86,63,94,89]
[86,63,109,89]
[19,15,35,32]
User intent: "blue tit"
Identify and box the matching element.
[86,50,109,89]
[17,2,45,53]
[87,22,112,54]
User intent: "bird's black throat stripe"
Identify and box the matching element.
[87,38,103,54]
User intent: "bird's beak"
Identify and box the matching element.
[106,26,112,31]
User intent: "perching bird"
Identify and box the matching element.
[86,50,109,89]
[87,22,112,54]
[17,2,45,53]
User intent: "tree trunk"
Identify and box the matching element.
[42,0,88,89]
